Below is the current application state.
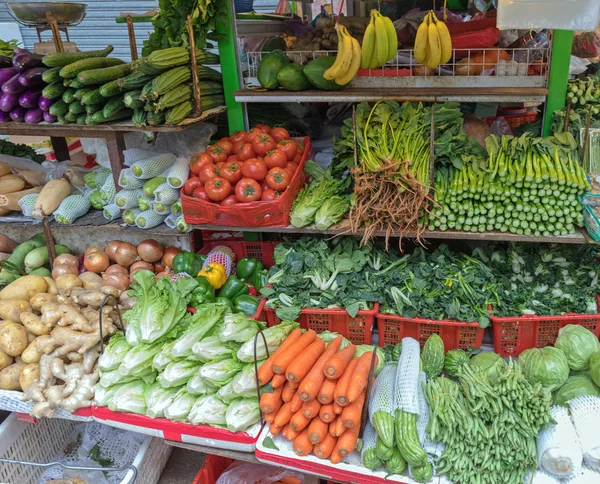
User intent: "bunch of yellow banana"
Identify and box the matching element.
[414,11,452,70]
[360,10,398,69]
[323,24,362,86]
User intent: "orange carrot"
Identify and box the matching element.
[282,380,297,403]
[271,373,287,388]
[280,478,302,484]
[324,344,356,379]
[334,424,360,457]
[334,358,359,407]
[260,385,283,414]
[341,391,365,429]
[286,337,325,382]
[313,432,337,459]
[329,450,343,464]
[317,378,336,404]
[297,336,343,402]
[346,351,377,403]
[292,430,313,456]
[333,401,343,415]
[328,418,337,437]
[274,402,294,427]
[302,399,321,419]
[307,418,329,444]
[319,404,335,422]
[264,411,276,423]
[290,409,311,432]
[272,330,316,375]
[270,423,282,435]
[282,423,299,441]
[257,328,302,385]
[334,416,347,437]
[290,391,303,413]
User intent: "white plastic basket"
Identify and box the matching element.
[0,389,93,421]
[0,414,172,484]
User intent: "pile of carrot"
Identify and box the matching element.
[257,329,377,464]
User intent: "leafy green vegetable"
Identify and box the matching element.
[590,350,600,387]
[220,312,265,343]
[158,360,202,388]
[555,324,600,371]
[469,352,507,385]
[199,358,243,386]
[313,195,351,230]
[554,374,600,406]
[0,139,45,163]
[237,320,299,362]
[98,333,130,372]
[225,398,260,432]
[188,394,228,426]
[519,347,570,391]
[146,383,181,418]
[0,39,19,57]
[169,303,228,358]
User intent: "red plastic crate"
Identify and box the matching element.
[264,304,378,345]
[192,455,233,484]
[189,298,268,323]
[376,312,484,350]
[491,298,600,357]
[198,241,280,268]
[482,111,538,130]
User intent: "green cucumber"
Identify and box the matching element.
[29,267,52,277]
[81,88,105,105]
[124,90,144,109]
[24,245,70,272]
[49,100,69,117]
[64,112,78,122]
[142,176,166,197]
[68,101,85,115]
[42,82,66,100]
[62,88,76,104]
[0,233,46,284]
[41,67,61,84]
[74,87,93,101]
[43,45,114,67]
[69,79,85,89]
[85,103,103,114]
[77,63,132,86]
[90,107,133,124]
[103,94,127,118]
[77,114,87,125]
[59,57,125,79]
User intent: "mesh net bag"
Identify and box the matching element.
[361,421,381,471]
[165,212,178,229]
[118,168,145,189]
[19,193,38,217]
[537,405,582,478]
[205,246,236,276]
[569,395,600,472]
[115,189,144,210]
[154,182,180,205]
[103,203,120,221]
[394,337,421,415]
[123,148,155,166]
[369,362,396,447]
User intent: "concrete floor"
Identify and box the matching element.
[158,448,205,483]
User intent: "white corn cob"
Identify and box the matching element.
[131,153,176,179]
[138,193,153,211]
[115,189,144,209]
[176,215,191,233]
[84,167,111,189]
[122,207,142,225]
[165,212,178,229]
[135,210,167,229]
[18,194,38,217]
[103,203,120,220]
[119,168,145,189]
[171,199,182,215]
[54,195,91,225]
[154,183,180,205]
[100,175,116,204]
[152,201,172,214]
[167,157,190,188]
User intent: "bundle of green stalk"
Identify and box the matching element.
[566,77,600,110]
[429,132,590,236]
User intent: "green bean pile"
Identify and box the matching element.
[425,359,552,484]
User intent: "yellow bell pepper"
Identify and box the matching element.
[198,262,227,289]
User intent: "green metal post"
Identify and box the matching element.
[543,30,574,136]
[216,0,246,133]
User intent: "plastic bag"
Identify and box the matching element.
[0,152,67,184]
[154,122,217,159]
[490,117,513,137]
[573,27,600,59]
[216,461,304,484]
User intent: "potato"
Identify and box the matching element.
[0,275,48,302]
[21,340,41,364]
[20,312,51,336]
[44,276,58,295]
[0,349,12,370]
[0,322,28,356]
[19,363,39,391]
[26,329,36,343]
[79,272,104,291]
[0,300,32,323]
[55,274,83,292]
[30,293,58,312]
[0,362,26,390]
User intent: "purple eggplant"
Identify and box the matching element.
[18,67,47,87]
[39,96,53,112]
[0,56,12,69]
[18,89,41,109]
[43,111,57,123]
[0,93,18,113]
[24,107,43,124]
[2,74,26,95]
[0,67,18,84]
[13,48,29,55]
[0,111,11,123]
[12,53,44,72]
[9,106,26,122]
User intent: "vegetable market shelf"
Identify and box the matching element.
[233,88,548,104]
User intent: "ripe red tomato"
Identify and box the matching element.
[235,178,262,202]
[271,127,290,142]
[192,186,208,200]
[227,154,239,164]
[217,138,234,155]
[221,161,243,184]
[183,177,203,196]
[264,149,287,169]
[215,161,225,170]
[237,143,256,161]
[232,140,245,155]
[205,177,232,202]
[241,158,268,181]
[285,161,298,174]
[245,127,263,143]
[296,141,304,154]
[207,145,227,164]
[253,134,276,157]
[229,131,246,143]
[190,152,213,176]
[265,167,292,192]
[261,189,280,201]
[199,164,220,184]
[255,124,271,134]
[219,195,239,207]
[278,139,298,161]
[261,182,270,192]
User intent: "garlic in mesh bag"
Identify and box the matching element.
[537,405,582,478]
[362,421,382,471]
[569,395,600,471]
[369,362,396,448]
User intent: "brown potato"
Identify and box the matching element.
[0,362,26,390]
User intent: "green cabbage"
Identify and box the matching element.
[555,324,600,371]
[469,352,507,385]
[225,398,260,432]
[354,345,386,377]
[157,360,201,388]
[192,336,238,362]
[146,384,181,419]
[170,304,228,359]
[164,390,196,422]
[98,333,131,371]
[590,350,600,387]
[519,347,570,391]
[107,380,148,415]
[186,373,216,395]
[188,395,228,426]
[554,374,600,406]
[199,358,243,386]
[220,313,265,343]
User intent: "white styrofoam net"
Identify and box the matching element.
[368,363,396,426]
[416,371,445,461]
[537,405,582,478]
[39,421,146,484]
[569,395,600,472]
[524,469,561,484]
[123,148,156,167]
[362,421,378,459]
[562,465,600,484]
[393,337,420,414]
[118,168,145,189]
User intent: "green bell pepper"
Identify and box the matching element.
[233,294,260,317]
[191,276,215,306]
[252,269,269,291]
[214,296,234,311]
[236,258,264,281]
[217,275,249,300]
[172,252,204,275]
